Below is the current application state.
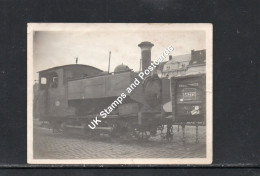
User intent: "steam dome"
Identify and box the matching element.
[114,64,130,73]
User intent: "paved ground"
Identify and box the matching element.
[33,121,206,159]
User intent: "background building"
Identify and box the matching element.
[186,49,206,75]
[157,49,206,78]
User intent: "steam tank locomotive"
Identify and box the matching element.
[35,42,170,139]
[36,65,167,138]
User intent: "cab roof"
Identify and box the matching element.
[38,64,103,73]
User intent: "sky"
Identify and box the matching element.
[33,29,205,80]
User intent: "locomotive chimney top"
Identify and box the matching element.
[138,41,154,75]
[138,41,154,50]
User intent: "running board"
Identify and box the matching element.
[93,127,113,132]
[65,125,113,132]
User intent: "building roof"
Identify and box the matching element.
[156,54,191,72]
[189,49,206,65]
[170,54,191,63]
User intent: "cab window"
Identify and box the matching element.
[39,77,47,90]
[49,72,58,88]
[41,77,47,84]
[50,76,58,88]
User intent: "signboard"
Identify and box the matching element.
[171,74,206,122]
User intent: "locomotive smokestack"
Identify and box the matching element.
[138,41,154,75]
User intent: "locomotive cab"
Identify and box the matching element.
[36,64,103,121]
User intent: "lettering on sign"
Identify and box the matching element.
[182,88,197,100]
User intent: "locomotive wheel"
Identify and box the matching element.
[157,124,164,132]
[110,123,120,137]
[133,126,151,140]
[166,132,173,142]
[165,125,173,142]
[51,121,64,133]
[134,130,151,140]
[110,122,132,139]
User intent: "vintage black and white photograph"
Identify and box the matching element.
[27,23,212,164]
